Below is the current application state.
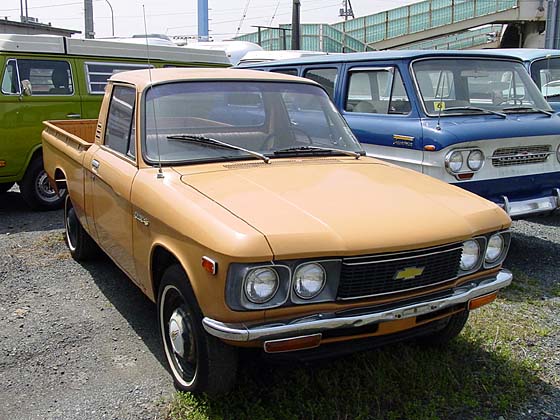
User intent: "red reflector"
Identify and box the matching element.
[457,172,474,180]
[264,334,322,353]
[201,256,217,275]
[469,292,497,310]
[424,145,436,151]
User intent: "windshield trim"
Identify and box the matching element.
[408,56,548,118]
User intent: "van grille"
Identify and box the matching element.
[491,145,551,167]
[337,243,462,300]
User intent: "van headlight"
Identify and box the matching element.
[293,263,326,299]
[244,267,279,303]
[460,240,481,271]
[446,151,464,173]
[556,144,560,163]
[467,150,484,171]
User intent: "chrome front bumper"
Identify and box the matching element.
[202,269,512,342]
[500,188,560,217]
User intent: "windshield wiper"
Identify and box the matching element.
[274,145,362,159]
[167,134,270,163]
[443,106,506,118]
[502,106,554,116]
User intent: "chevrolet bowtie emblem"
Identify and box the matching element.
[394,266,425,281]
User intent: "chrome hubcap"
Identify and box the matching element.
[169,310,187,358]
[35,170,64,203]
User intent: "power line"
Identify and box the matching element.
[269,0,282,25]
[235,0,252,37]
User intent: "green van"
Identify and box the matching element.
[0,34,229,210]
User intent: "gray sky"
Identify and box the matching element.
[0,0,419,41]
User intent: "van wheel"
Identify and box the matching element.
[20,157,66,211]
[418,310,469,346]
[158,265,238,395]
[0,182,14,194]
[65,196,98,261]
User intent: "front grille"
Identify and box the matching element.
[491,145,551,167]
[337,243,462,300]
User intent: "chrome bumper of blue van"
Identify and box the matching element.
[202,269,512,342]
[501,188,560,217]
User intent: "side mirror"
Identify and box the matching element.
[21,79,32,97]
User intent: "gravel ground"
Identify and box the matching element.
[0,186,559,420]
[0,188,173,420]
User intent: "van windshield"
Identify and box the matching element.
[412,59,551,116]
[143,81,363,164]
[531,57,560,101]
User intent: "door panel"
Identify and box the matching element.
[340,64,424,172]
[0,57,82,179]
[90,148,137,278]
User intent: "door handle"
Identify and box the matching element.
[66,113,81,119]
[91,159,100,171]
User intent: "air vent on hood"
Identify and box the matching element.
[223,158,344,169]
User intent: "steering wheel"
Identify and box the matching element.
[496,97,524,106]
[262,126,314,151]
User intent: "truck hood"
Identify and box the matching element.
[177,158,509,258]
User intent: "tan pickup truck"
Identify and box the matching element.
[42,68,513,394]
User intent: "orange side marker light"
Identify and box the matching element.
[469,292,497,310]
[0,160,6,167]
[202,256,217,275]
[424,145,436,151]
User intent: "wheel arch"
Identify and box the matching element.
[150,244,196,304]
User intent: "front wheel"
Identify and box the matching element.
[158,265,238,395]
[20,157,66,211]
[418,310,469,346]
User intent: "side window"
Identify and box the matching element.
[271,68,298,76]
[304,68,338,98]
[346,68,411,115]
[105,86,136,157]
[85,62,151,94]
[1,59,18,94]
[13,59,73,95]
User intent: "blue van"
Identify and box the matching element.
[240,51,560,217]
[485,49,560,112]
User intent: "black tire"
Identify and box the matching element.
[158,264,238,395]
[0,182,14,194]
[64,196,99,261]
[19,157,66,211]
[418,310,469,346]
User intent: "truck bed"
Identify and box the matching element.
[42,119,98,209]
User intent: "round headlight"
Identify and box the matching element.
[293,263,326,299]
[244,268,279,304]
[460,240,480,271]
[485,233,505,263]
[557,144,560,163]
[467,150,484,171]
[447,151,464,173]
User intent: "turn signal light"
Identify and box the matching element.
[264,334,322,353]
[469,292,497,310]
[201,256,217,275]
[457,172,474,180]
[0,160,6,167]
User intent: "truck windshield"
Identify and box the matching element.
[412,59,551,116]
[530,57,560,101]
[143,81,363,164]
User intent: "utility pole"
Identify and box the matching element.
[291,0,300,50]
[339,0,354,53]
[84,0,95,39]
[339,0,354,21]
